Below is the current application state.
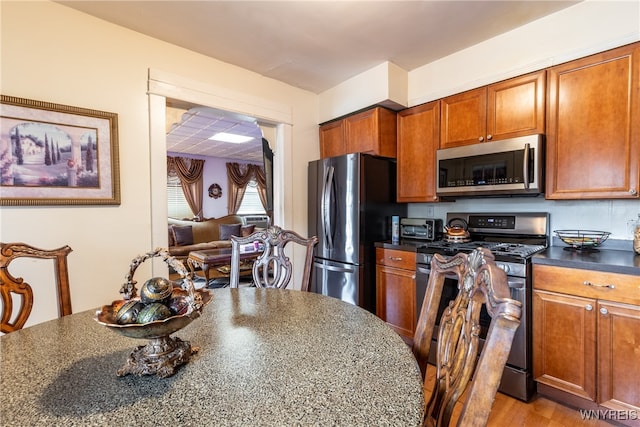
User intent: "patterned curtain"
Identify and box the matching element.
[167,156,205,219]
[226,162,267,214]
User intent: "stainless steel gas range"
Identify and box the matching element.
[415,212,549,402]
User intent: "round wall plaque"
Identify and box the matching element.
[208,183,222,199]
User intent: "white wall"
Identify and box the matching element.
[408,0,640,105]
[0,1,319,328]
[408,198,639,248]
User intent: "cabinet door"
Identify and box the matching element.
[319,120,345,158]
[487,70,545,141]
[546,42,640,199]
[533,289,597,401]
[376,263,416,344]
[345,107,397,158]
[397,101,440,202]
[597,301,640,412]
[440,87,487,148]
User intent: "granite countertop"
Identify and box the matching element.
[1,288,423,426]
[533,246,640,276]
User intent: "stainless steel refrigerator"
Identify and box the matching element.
[308,153,406,313]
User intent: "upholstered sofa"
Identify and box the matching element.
[168,215,255,261]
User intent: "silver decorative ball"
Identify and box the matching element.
[115,300,144,325]
[140,277,172,304]
[137,302,172,324]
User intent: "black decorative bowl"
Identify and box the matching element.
[555,230,611,251]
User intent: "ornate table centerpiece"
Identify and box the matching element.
[94,248,212,378]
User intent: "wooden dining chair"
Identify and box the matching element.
[412,247,522,427]
[229,226,318,290]
[0,242,73,333]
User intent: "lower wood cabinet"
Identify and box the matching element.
[533,264,640,422]
[533,289,597,401]
[375,248,416,345]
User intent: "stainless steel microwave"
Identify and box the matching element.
[436,134,544,197]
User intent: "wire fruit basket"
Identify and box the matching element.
[94,248,212,378]
[555,230,611,251]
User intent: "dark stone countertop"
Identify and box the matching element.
[376,239,640,275]
[374,240,426,252]
[533,246,640,276]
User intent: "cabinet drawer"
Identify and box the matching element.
[533,264,640,305]
[376,248,416,270]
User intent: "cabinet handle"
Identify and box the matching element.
[486,134,493,140]
[411,275,416,279]
[585,304,593,311]
[630,188,638,196]
[600,307,609,315]
[478,136,484,142]
[583,280,615,289]
[389,257,403,261]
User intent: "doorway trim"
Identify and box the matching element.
[147,68,293,275]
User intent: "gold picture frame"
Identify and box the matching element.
[1,95,120,206]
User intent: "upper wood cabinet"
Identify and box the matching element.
[318,120,344,159]
[546,42,640,199]
[319,107,397,159]
[396,101,440,202]
[440,70,546,148]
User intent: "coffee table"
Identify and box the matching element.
[187,247,259,284]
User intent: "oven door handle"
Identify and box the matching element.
[416,266,459,281]
[507,278,526,290]
[419,266,527,290]
[416,266,431,275]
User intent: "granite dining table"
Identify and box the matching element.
[1,288,424,426]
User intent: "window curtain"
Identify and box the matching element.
[167,156,205,219]
[226,162,267,214]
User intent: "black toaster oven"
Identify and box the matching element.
[400,218,443,241]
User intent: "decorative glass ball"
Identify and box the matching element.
[168,296,190,316]
[140,277,172,305]
[137,302,172,324]
[115,300,144,325]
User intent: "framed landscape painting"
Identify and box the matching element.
[0,95,120,206]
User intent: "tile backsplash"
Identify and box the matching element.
[408,197,638,250]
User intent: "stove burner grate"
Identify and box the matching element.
[420,241,546,259]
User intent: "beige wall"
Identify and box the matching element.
[407,0,640,106]
[0,1,319,327]
[2,0,639,328]
[318,0,640,118]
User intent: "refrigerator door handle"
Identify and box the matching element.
[314,261,355,274]
[322,165,334,249]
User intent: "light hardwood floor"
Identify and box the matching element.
[423,365,621,426]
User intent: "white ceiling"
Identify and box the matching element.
[166,105,265,162]
[55,0,581,161]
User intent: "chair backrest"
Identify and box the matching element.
[0,242,73,333]
[412,247,522,427]
[229,226,318,290]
